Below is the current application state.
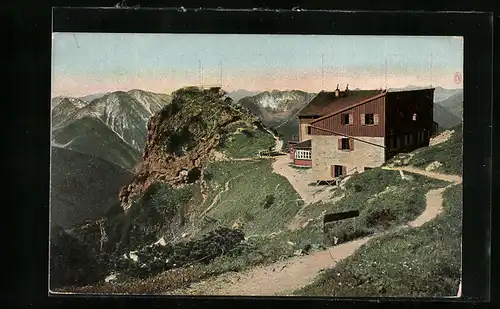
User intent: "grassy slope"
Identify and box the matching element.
[200,159,304,235]
[386,125,462,176]
[52,116,140,170]
[273,168,449,249]
[409,125,463,175]
[219,127,275,158]
[50,147,133,228]
[66,158,453,294]
[67,99,462,294]
[294,184,462,297]
[193,167,448,276]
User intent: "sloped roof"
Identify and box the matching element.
[298,90,385,117]
[294,139,312,148]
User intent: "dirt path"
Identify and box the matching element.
[271,155,332,204]
[263,127,284,152]
[382,166,463,183]
[165,237,373,296]
[383,166,462,228]
[164,166,462,296]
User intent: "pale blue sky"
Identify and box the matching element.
[52,33,463,97]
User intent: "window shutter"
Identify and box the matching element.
[349,113,353,124]
[338,138,342,150]
[330,166,334,178]
[360,113,365,125]
[342,166,347,176]
[374,114,380,125]
[349,138,354,150]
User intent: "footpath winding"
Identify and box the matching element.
[165,166,462,296]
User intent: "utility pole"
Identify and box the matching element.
[430,53,433,87]
[385,58,388,90]
[220,60,223,88]
[321,53,324,91]
[198,60,201,86]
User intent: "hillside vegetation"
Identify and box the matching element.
[52,116,140,170]
[50,146,133,228]
[288,168,449,247]
[295,184,462,297]
[51,87,463,296]
[61,164,450,294]
[217,125,275,158]
[386,124,463,175]
[196,159,304,236]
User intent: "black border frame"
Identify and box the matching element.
[11,7,493,308]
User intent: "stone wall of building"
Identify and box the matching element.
[311,135,385,181]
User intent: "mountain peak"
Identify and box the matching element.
[118,86,261,212]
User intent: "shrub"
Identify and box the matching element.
[111,227,245,279]
[262,194,275,209]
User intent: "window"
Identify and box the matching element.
[295,149,311,160]
[365,113,374,125]
[390,137,396,150]
[409,133,413,145]
[341,113,351,125]
[420,131,425,143]
[339,137,352,151]
[412,113,417,121]
[361,113,379,125]
[333,165,344,177]
[404,134,410,146]
[396,137,401,149]
[306,126,312,135]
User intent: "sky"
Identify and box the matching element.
[51,33,463,97]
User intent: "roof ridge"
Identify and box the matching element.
[310,91,387,124]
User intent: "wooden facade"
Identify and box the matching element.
[294,88,434,178]
[309,95,386,137]
[384,89,434,159]
[294,159,313,167]
[291,140,312,167]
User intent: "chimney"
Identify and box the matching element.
[334,84,340,97]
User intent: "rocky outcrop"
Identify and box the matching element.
[119,87,261,213]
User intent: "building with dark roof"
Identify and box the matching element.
[289,84,436,181]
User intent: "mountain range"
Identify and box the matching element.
[388,85,462,103]
[51,89,172,169]
[227,89,261,102]
[49,85,462,229]
[233,86,462,146]
[435,92,463,120]
[236,90,316,145]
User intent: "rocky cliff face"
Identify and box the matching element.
[119,86,261,213]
